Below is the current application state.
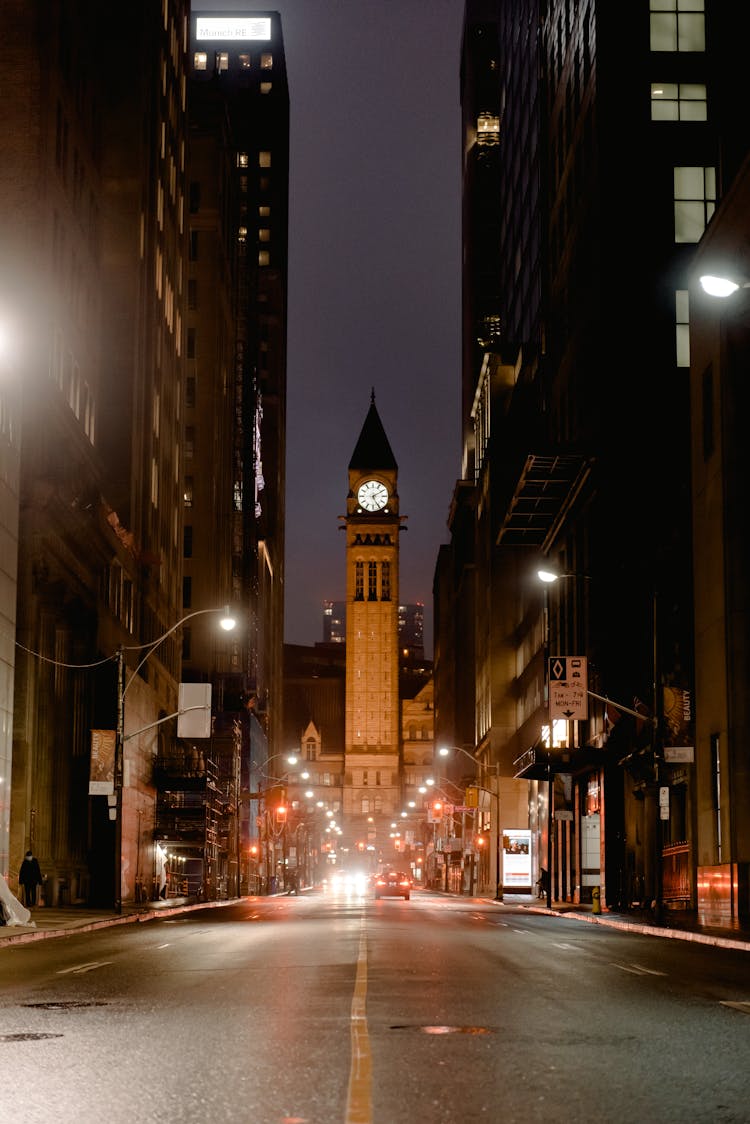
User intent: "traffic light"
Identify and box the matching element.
[275,804,287,824]
[432,800,443,821]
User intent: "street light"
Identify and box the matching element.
[438,745,502,902]
[699,274,750,298]
[114,605,236,913]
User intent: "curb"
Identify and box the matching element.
[513,901,750,953]
[0,898,239,947]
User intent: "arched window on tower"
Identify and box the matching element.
[368,562,377,600]
[355,561,364,601]
[381,561,391,600]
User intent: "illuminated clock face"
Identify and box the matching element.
[357,479,389,512]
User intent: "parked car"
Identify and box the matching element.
[374,871,412,900]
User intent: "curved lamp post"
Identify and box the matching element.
[114,605,236,913]
[438,745,503,902]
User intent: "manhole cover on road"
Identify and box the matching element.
[22,1001,109,1010]
[390,1025,496,1035]
[1,1033,64,1041]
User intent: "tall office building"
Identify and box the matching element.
[0,4,288,907]
[439,0,750,910]
[186,12,289,892]
[1,0,195,905]
[322,600,347,644]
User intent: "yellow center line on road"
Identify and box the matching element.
[345,917,372,1124]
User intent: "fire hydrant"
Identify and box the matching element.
[592,885,601,915]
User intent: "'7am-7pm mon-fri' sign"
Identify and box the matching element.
[549,656,588,721]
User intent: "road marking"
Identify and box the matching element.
[345,918,372,1124]
[611,963,667,976]
[553,942,584,951]
[56,961,112,975]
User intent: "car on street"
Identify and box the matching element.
[374,870,412,900]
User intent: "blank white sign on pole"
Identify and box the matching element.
[177,683,212,738]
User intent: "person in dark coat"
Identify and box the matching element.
[19,850,44,907]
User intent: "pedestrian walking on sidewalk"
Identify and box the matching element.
[19,850,44,907]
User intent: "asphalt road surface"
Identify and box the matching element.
[2,887,750,1123]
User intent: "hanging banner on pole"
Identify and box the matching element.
[548,656,588,720]
[89,729,116,795]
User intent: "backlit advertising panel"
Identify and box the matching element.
[503,828,532,889]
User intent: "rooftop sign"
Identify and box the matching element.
[195,16,271,41]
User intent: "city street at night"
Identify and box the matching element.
[2,889,750,1124]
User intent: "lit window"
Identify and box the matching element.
[259,228,270,242]
[651,82,707,121]
[674,166,715,242]
[675,290,690,367]
[261,53,273,69]
[194,52,207,70]
[237,152,248,168]
[216,51,229,72]
[259,205,270,217]
[260,82,272,94]
[259,151,271,168]
[238,225,247,243]
[258,250,270,266]
[239,54,251,69]
[477,111,500,145]
[184,476,193,507]
[649,0,705,53]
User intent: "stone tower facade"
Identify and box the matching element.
[342,394,403,859]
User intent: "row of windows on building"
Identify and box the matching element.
[354,560,391,602]
[193,49,274,87]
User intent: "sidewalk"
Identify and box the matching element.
[0,896,239,947]
[502,893,750,953]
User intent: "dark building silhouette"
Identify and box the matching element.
[0,5,288,907]
[437,0,750,911]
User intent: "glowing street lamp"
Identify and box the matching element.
[699,274,750,298]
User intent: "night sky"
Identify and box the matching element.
[204,1,466,653]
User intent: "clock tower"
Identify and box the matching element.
[342,392,403,858]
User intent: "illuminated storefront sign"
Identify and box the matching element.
[196,17,271,41]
